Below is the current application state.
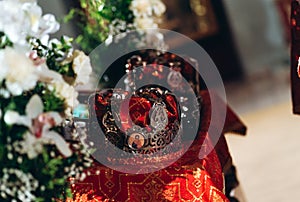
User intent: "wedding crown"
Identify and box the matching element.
[89,86,182,154]
[87,50,201,156]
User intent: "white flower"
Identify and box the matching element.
[72,50,92,85]
[28,50,66,84]
[0,47,38,95]
[22,2,42,34]
[0,0,29,44]
[48,35,73,49]
[36,63,64,83]
[0,168,38,202]
[35,14,60,45]
[51,81,79,112]
[130,0,165,31]
[38,14,60,36]
[108,19,128,36]
[151,0,166,16]
[48,38,61,48]
[0,0,59,45]
[48,36,73,60]
[23,3,60,44]
[4,95,72,158]
[4,111,30,126]
[134,17,158,29]
[0,51,8,82]
[130,0,153,18]
[18,132,43,159]
[130,0,166,18]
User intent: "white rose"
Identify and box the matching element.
[72,50,92,85]
[1,47,38,95]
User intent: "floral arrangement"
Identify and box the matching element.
[0,0,93,201]
[66,0,166,53]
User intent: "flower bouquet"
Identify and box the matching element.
[0,0,93,201]
[65,0,167,89]
[66,0,166,53]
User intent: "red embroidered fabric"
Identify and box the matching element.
[70,90,246,202]
[71,136,228,202]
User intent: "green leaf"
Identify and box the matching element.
[63,9,76,23]
[54,178,65,186]
[42,150,49,163]
[35,197,44,202]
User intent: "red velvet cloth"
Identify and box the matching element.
[70,90,246,201]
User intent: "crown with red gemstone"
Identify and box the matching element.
[86,50,201,156]
[124,50,201,135]
[89,85,182,155]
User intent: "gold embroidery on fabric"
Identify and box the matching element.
[209,186,228,202]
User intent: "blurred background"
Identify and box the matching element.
[38,0,299,201]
